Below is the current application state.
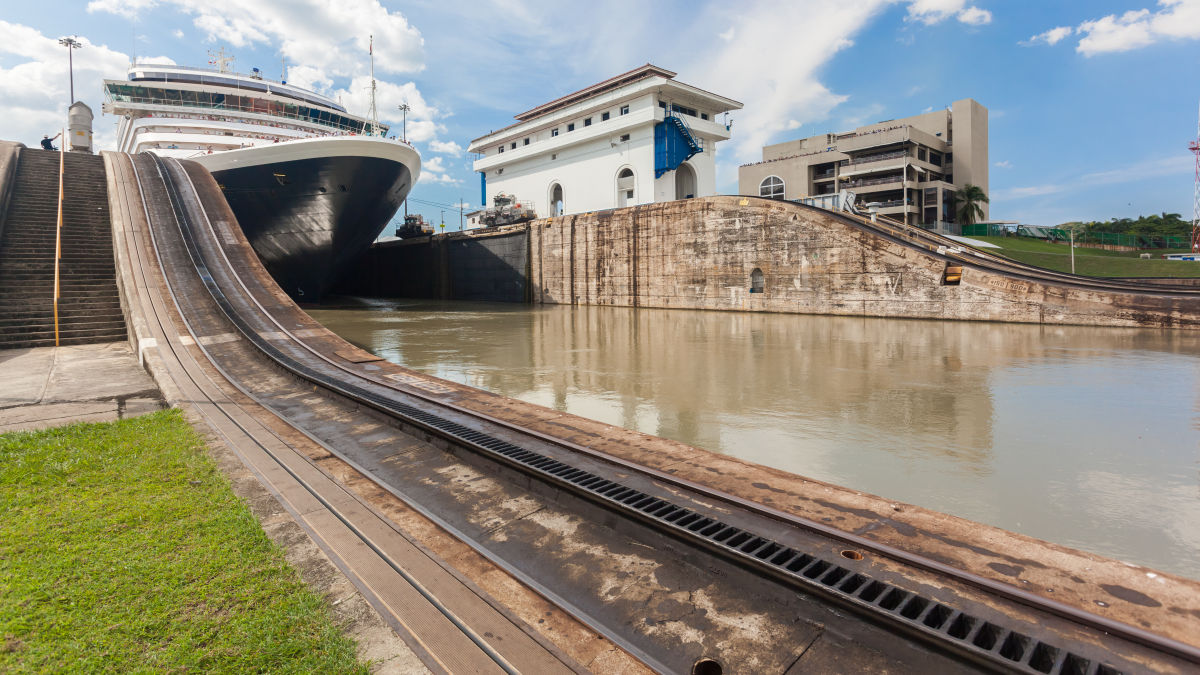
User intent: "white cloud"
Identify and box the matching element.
[1021,26,1073,46]
[89,0,425,76]
[417,155,461,184]
[1074,0,1200,56]
[906,0,966,24]
[0,21,131,150]
[85,0,157,19]
[429,140,463,156]
[994,160,1012,168]
[905,1,991,26]
[956,7,991,25]
[172,29,185,39]
[688,0,894,166]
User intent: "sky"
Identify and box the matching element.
[1,0,1198,227]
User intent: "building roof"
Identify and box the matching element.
[514,64,676,122]
[469,64,742,146]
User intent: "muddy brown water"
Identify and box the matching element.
[308,297,1200,580]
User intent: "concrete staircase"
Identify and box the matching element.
[0,149,125,348]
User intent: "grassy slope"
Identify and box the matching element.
[965,236,1200,278]
[0,409,366,674]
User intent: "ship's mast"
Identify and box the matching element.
[208,47,233,73]
[367,35,379,137]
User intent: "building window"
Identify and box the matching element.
[551,128,559,137]
[617,168,635,207]
[701,113,709,121]
[584,117,592,126]
[750,268,765,293]
[602,111,610,121]
[567,123,575,132]
[619,133,630,142]
[668,103,697,117]
[510,142,516,150]
[498,146,504,153]
[550,183,564,217]
[551,153,557,160]
[620,105,629,115]
[759,176,784,199]
[523,138,529,146]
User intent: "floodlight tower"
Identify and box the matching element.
[1190,100,1200,252]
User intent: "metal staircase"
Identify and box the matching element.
[654,111,702,178]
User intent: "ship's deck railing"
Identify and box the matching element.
[105,89,383,136]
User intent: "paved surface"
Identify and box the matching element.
[0,341,164,433]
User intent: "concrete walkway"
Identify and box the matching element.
[0,341,164,433]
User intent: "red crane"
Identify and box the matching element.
[1191,100,1200,252]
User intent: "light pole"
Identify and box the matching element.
[58,36,83,105]
[397,102,410,142]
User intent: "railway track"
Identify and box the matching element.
[107,151,1200,673]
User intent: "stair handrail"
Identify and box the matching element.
[54,126,63,346]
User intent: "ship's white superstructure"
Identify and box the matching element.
[103,60,391,158]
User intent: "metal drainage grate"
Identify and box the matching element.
[153,156,1124,675]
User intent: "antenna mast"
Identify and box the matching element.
[367,35,379,137]
[207,47,233,73]
[1190,98,1200,252]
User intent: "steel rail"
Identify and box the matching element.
[129,155,528,675]
[151,155,1199,670]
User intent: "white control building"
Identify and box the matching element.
[468,65,742,218]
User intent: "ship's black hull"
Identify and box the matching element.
[211,155,412,302]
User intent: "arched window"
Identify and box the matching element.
[549,183,564,216]
[616,168,635,207]
[750,268,765,293]
[759,176,784,199]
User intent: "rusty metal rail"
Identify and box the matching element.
[139,152,1199,674]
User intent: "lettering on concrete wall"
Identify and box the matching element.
[987,278,1030,293]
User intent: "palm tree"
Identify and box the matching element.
[953,184,989,225]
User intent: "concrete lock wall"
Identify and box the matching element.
[337,228,529,303]
[528,195,1199,328]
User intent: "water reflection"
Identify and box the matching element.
[309,297,1200,579]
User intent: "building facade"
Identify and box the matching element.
[469,65,742,218]
[738,99,988,226]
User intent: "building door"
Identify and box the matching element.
[616,168,635,207]
[675,162,696,200]
[550,183,564,216]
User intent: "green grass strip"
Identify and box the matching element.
[964,236,1200,278]
[0,409,367,674]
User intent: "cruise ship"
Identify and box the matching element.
[102,56,420,302]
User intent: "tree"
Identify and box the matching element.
[953,184,989,225]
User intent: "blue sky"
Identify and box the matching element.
[1,0,1198,226]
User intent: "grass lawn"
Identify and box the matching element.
[964,236,1200,278]
[0,409,366,674]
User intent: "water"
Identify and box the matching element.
[308,297,1200,580]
